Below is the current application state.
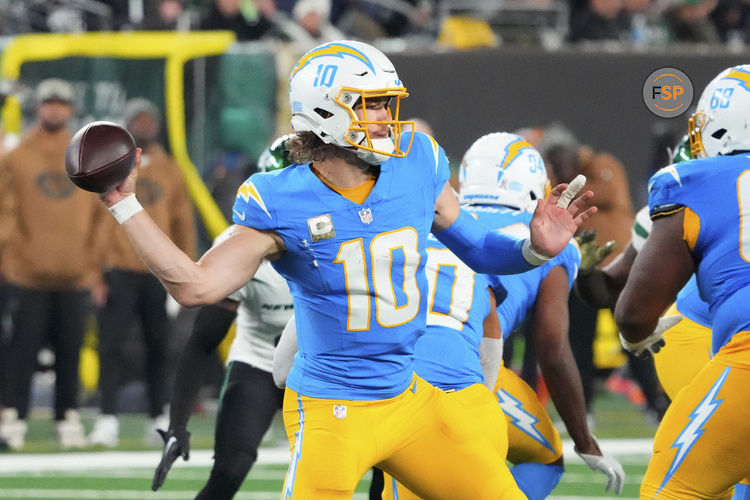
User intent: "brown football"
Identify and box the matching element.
[65,121,136,193]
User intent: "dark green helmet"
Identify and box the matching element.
[669,134,692,164]
[258,134,295,172]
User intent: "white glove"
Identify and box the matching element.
[575,446,626,494]
[620,314,682,357]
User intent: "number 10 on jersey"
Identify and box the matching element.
[334,228,421,331]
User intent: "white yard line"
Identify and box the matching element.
[0,439,653,474]
[0,490,369,500]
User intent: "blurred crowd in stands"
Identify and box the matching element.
[0,0,748,50]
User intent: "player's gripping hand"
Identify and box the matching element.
[575,229,616,274]
[99,148,141,208]
[152,427,191,491]
[620,314,681,358]
[575,445,626,494]
[529,174,597,259]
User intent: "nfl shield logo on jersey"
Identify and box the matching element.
[358,208,373,224]
[333,404,347,419]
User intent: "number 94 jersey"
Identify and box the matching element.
[649,154,750,353]
[231,132,450,400]
[481,208,580,339]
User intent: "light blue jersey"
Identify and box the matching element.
[649,154,750,352]
[478,208,580,339]
[412,232,492,390]
[232,132,450,400]
[675,276,711,328]
[412,205,580,390]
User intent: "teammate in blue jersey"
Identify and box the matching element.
[617,65,750,499]
[460,133,624,498]
[95,40,595,499]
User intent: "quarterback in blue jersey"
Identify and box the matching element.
[95,40,595,499]
[617,65,750,499]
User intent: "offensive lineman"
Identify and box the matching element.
[617,64,750,499]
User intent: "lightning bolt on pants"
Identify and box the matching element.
[641,331,750,499]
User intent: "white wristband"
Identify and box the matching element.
[522,239,551,266]
[108,193,143,224]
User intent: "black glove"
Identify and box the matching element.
[152,427,191,491]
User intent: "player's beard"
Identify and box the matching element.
[40,119,67,133]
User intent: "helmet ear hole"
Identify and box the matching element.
[314,108,334,119]
[711,128,727,140]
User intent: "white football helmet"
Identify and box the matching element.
[459,132,550,212]
[288,40,414,165]
[689,64,750,158]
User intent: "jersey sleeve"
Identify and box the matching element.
[232,173,278,231]
[648,164,689,219]
[409,131,451,199]
[631,205,652,253]
[549,240,580,289]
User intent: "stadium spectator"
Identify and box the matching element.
[199,0,276,41]
[662,0,720,43]
[289,0,344,47]
[141,0,189,31]
[335,0,435,41]
[569,0,631,42]
[0,78,107,450]
[89,98,196,447]
[708,0,746,43]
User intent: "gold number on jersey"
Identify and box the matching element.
[334,227,421,331]
[739,170,750,262]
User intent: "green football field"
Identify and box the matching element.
[0,452,650,499]
[0,389,657,499]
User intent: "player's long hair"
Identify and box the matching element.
[286,132,373,172]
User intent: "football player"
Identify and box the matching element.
[151,136,294,499]
[617,65,750,499]
[274,133,625,499]
[575,136,713,403]
[97,40,594,498]
[578,137,750,500]
[386,132,624,499]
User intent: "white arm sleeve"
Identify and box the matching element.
[630,206,652,254]
[479,337,503,391]
[272,316,298,389]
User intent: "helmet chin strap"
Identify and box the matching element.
[356,137,395,165]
